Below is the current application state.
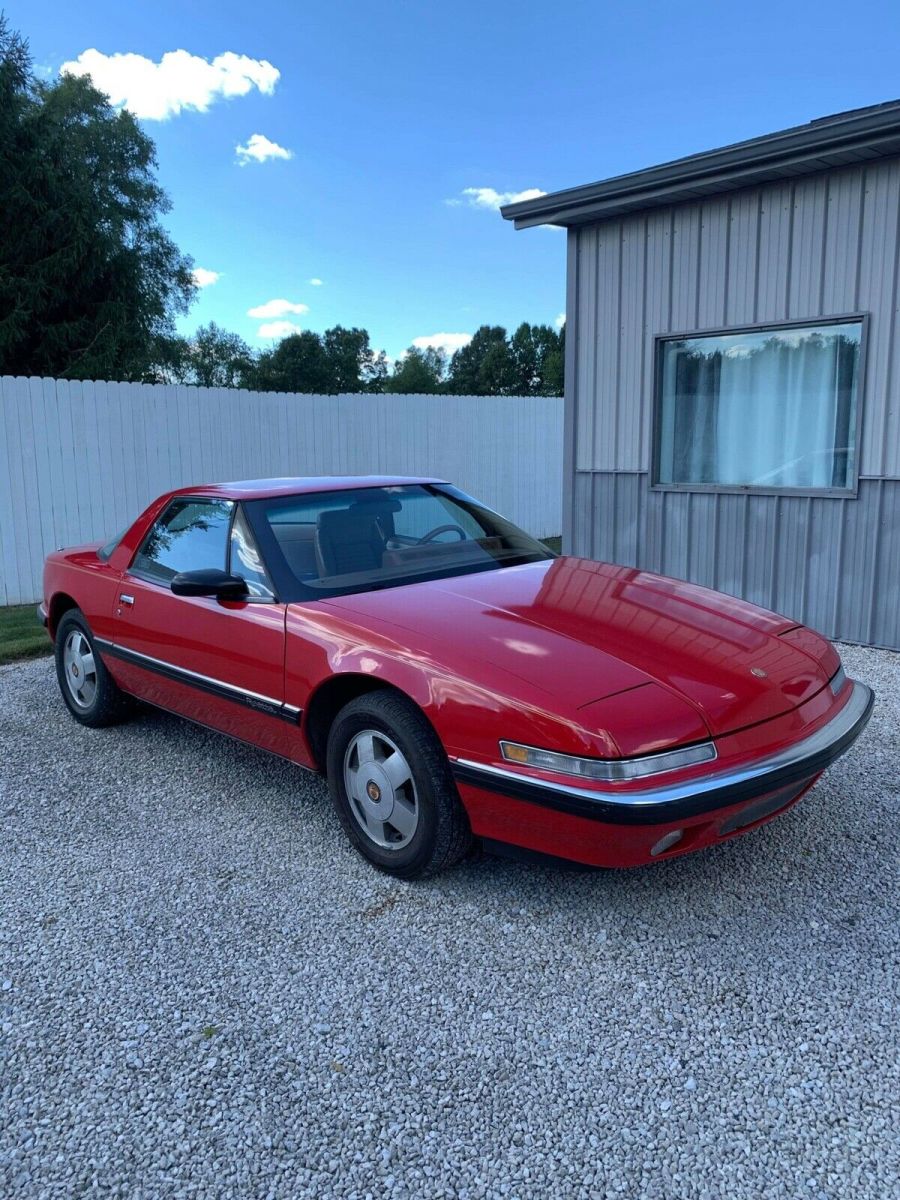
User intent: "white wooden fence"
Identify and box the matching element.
[0,377,564,605]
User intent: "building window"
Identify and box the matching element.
[654,318,863,492]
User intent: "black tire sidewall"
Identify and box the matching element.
[54,610,118,726]
[326,693,463,877]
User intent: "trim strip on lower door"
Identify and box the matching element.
[94,638,301,724]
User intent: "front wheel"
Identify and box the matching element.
[55,609,134,727]
[326,690,472,878]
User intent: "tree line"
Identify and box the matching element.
[0,17,563,397]
[178,320,564,396]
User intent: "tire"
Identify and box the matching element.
[326,690,472,879]
[55,609,134,728]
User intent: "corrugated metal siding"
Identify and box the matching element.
[572,157,900,477]
[0,379,563,605]
[565,158,900,648]
[575,472,900,649]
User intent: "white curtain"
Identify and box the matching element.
[659,324,860,489]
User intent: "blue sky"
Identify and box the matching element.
[11,0,900,359]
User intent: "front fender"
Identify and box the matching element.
[285,603,619,767]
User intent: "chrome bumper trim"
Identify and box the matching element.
[451,681,874,826]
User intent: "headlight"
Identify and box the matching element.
[499,739,717,783]
[829,664,847,697]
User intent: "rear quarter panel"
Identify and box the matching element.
[43,492,170,643]
[44,546,120,642]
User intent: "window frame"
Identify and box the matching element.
[127,496,237,589]
[649,312,869,498]
[242,483,555,603]
[226,503,278,603]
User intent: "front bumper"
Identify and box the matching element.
[37,602,48,629]
[452,680,874,829]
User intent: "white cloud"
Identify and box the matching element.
[235,133,293,165]
[192,267,220,288]
[257,320,302,340]
[554,312,566,329]
[247,298,309,319]
[60,48,279,121]
[450,186,547,212]
[412,333,472,356]
[308,278,323,286]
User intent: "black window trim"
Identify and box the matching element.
[242,483,555,605]
[227,502,279,604]
[127,495,282,604]
[649,312,869,499]
[127,495,237,591]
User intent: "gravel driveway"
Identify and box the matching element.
[1,645,898,1199]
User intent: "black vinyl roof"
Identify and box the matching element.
[501,100,900,229]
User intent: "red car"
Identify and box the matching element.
[40,476,873,878]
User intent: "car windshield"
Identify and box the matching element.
[247,484,555,600]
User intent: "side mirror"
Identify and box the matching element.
[170,568,248,601]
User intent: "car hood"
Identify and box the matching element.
[322,557,834,739]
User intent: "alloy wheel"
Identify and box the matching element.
[62,629,98,709]
[343,728,420,849]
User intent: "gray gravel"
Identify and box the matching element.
[1,644,898,1199]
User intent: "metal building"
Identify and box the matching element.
[503,102,900,650]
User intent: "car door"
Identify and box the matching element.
[104,496,298,758]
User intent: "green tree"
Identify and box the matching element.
[447,325,515,395]
[366,349,390,393]
[256,325,390,394]
[186,322,255,388]
[509,322,564,395]
[0,17,195,380]
[322,325,376,393]
[152,335,192,384]
[256,331,333,393]
[543,321,564,395]
[390,346,446,393]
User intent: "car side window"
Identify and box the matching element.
[229,506,275,599]
[132,498,234,583]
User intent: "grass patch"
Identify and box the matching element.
[541,536,562,555]
[0,604,53,666]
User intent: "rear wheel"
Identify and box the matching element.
[55,609,133,727]
[326,690,472,878]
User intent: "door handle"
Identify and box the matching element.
[119,593,135,607]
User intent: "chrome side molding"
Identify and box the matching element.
[94,638,302,724]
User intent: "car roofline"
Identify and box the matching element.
[167,476,449,501]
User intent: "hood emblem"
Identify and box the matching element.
[750,667,768,679]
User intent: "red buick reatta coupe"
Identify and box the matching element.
[41,476,873,877]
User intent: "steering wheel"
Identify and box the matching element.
[417,524,468,545]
